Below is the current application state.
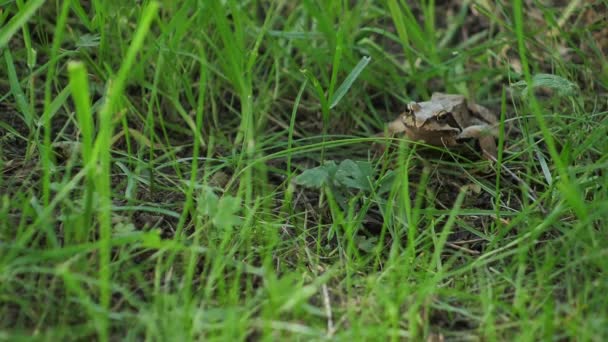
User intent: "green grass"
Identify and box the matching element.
[1,0,607,340]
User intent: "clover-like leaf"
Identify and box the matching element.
[213,195,242,230]
[356,235,378,253]
[294,161,338,189]
[141,229,162,249]
[198,187,219,216]
[113,222,136,237]
[335,160,373,191]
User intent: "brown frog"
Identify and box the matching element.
[379,93,499,159]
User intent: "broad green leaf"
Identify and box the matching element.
[294,161,337,189]
[294,168,330,189]
[335,160,373,191]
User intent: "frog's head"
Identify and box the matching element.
[401,101,461,133]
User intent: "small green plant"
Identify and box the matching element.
[295,159,372,191]
[197,187,242,234]
[511,73,579,98]
[294,158,396,210]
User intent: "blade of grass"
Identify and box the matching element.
[397,0,432,58]
[4,49,34,129]
[37,0,73,250]
[329,56,371,109]
[15,0,36,69]
[67,61,95,244]
[328,27,344,104]
[92,2,159,340]
[179,45,207,324]
[386,0,415,71]
[0,0,45,50]
[287,79,308,177]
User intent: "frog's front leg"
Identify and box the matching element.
[457,125,498,159]
[457,124,497,140]
[387,117,407,135]
[372,117,406,154]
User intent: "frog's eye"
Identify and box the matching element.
[436,111,451,123]
[436,111,462,130]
